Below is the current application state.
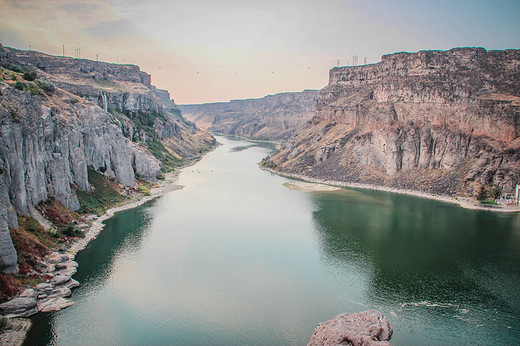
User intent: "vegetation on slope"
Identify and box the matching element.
[146,140,183,173]
[76,169,126,215]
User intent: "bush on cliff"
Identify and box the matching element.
[7,64,25,74]
[60,222,84,238]
[476,185,488,201]
[22,70,37,81]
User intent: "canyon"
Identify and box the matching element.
[180,90,320,141]
[268,48,520,198]
[0,45,215,275]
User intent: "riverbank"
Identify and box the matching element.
[69,173,184,255]
[0,171,187,345]
[263,167,520,213]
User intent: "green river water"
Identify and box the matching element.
[25,135,520,345]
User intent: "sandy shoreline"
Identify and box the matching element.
[262,167,520,213]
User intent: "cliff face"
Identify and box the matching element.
[270,48,520,197]
[0,46,215,158]
[180,90,320,141]
[0,45,215,273]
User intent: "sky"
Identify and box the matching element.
[1,0,519,104]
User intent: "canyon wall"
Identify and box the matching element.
[270,48,520,197]
[180,90,320,141]
[0,45,214,273]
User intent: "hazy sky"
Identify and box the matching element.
[1,0,519,104]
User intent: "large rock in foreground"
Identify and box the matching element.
[308,310,392,346]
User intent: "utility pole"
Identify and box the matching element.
[364,56,367,65]
[353,55,358,66]
[62,44,65,56]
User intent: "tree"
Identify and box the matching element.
[491,186,502,200]
[476,185,487,201]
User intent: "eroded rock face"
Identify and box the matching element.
[308,310,393,346]
[271,48,520,197]
[180,90,320,141]
[0,44,216,274]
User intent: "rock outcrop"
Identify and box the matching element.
[180,90,320,141]
[308,310,392,346]
[0,252,80,317]
[270,48,520,197]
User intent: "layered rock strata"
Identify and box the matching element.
[270,48,520,197]
[180,90,320,141]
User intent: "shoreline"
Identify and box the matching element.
[69,172,184,255]
[0,160,201,345]
[262,167,520,213]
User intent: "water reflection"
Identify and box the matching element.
[311,188,520,344]
[24,201,156,346]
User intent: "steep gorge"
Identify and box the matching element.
[269,48,520,197]
[0,45,215,274]
[180,90,320,141]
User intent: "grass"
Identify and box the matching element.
[92,79,120,89]
[479,199,499,205]
[17,215,61,250]
[146,140,183,173]
[76,169,126,215]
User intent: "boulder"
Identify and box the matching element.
[308,310,392,346]
[0,291,38,318]
[38,297,74,312]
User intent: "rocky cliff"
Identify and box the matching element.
[0,45,215,273]
[269,48,520,197]
[180,90,320,141]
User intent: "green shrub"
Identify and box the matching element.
[14,81,26,91]
[17,215,61,249]
[8,64,25,73]
[60,222,84,237]
[260,156,278,168]
[476,185,487,201]
[35,79,55,94]
[137,185,151,196]
[23,70,37,81]
[0,316,8,332]
[491,186,501,199]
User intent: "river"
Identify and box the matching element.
[25,135,520,345]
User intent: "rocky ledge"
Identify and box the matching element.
[308,310,393,346]
[0,252,79,317]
